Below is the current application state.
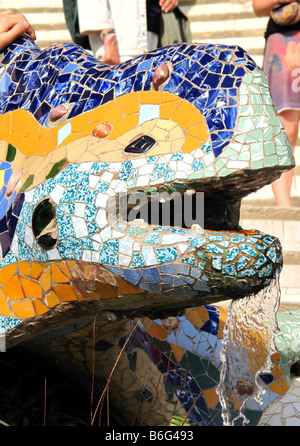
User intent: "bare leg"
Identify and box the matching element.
[272,109,300,207]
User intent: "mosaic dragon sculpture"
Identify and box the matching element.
[0,36,297,426]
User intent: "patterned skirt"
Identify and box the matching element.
[263,30,300,113]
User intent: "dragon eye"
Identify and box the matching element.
[32,198,58,250]
[124,135,156,154]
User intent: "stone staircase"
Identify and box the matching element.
[0,0,299,304]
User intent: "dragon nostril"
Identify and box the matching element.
[153,62,170,90]
[124,135,156,154]
[32,198,58,250]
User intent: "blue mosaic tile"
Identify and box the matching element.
[206,244,223,254]
[240,243,258,257]
[226,247,239,262]
[236,255,251,271]
[100,245,118,265]
[123,268,142,285]
[130,253,145,268]
[222,263,237,276]
[155,247,178,263]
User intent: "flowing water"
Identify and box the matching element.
[216,276,281,425]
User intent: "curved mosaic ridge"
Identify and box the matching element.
[0,37,295,322]
[35,305,298,426]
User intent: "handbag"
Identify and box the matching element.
[158,7,192,47]
[271,1,300,26]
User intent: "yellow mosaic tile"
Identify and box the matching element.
[140,90,162,105]
[72,111,93,136]
[109,114,139,140]
[186,123,209,142]
[182,134,204,153]
[0,113,11,136]
[172,101,204,130]
[186,306,208,327]
[100,102,124,127]
[116,276,145,295]
[116,92,140,114]
[159,99,181,120]
[269,380,288,395]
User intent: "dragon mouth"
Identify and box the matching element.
[126,168,283,232]
[92,168,283,308]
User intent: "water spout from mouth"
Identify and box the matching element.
[216,275,281,425]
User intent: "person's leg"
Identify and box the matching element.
[271,109,300,207]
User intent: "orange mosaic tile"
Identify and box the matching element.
[0,291,14,317]
[30,263,44,280]
[2,275,26,302]
[140,91,162,105]
[116,276,145,295]
[0,264,17,285]
[20,277,42,300]
[32,299,49,316]
[44,290,60,308]
[116,92,140,114]
[10,300,35,319]
[40,268,51,291]
[52,284,77,302]
[95,281,118,299]
[202,388,219,409]
[51,263,70,284]
[170,344,185,362]
[145,321,168,340]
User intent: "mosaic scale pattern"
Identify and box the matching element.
[34,305,298,426]
[0,36,296,425]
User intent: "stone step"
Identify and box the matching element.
[181,1,268,66]
[240,204,300,301]
[0,0,72,47]
[244,145,300,202]
[240,205,300,250]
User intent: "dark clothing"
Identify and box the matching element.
[147,0,161,35]
[63,0,91,49]
[265,16,300,40]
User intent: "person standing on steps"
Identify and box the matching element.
[252,0,300,208]
[76,0,179,64]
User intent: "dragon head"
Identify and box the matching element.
[0,37,294,330]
